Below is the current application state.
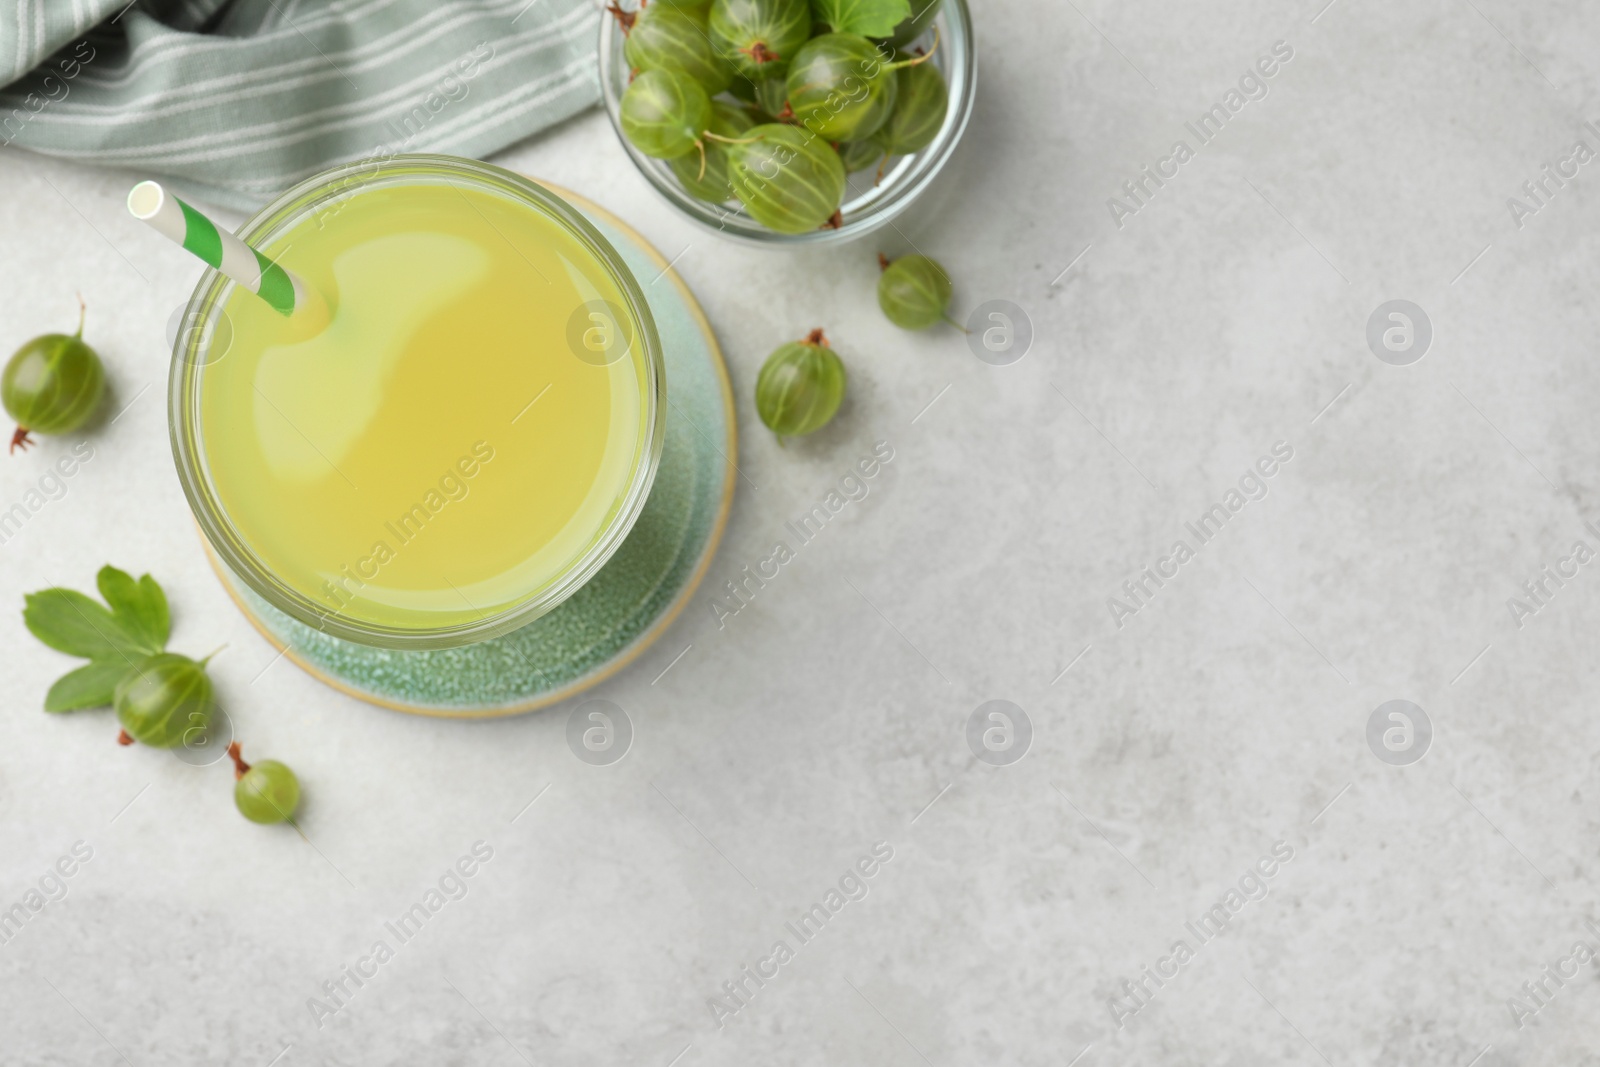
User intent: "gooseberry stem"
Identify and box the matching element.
[742,41,780,65]
[885,28,941,71]
[696,132,762,181]
[197,644,228,668]
[605,2,635,32]
[74,293,85,339]
[227,741,251,779]
[943,313,971,334]
[803,328,829,347]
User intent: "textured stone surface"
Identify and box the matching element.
[4,0,1600,1064]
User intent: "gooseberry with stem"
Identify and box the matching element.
[620,68,715,160]
[874,56,946,155]
[756,328,847,440]
[877,252,959,331]
[727,123,847,232]
[229,742,301,824]
[709,0,811,78]
[671,100,758,201]
[621,69,756,180]
[2,294,105,454]
[785,33,904,141]
[114,650,217,749]
[621,2,734,94]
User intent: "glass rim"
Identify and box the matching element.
[597,0,976,246]
[168,154,667,651]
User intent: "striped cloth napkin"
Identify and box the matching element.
[0,0,603,209]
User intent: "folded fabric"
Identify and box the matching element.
[0,0,602,210]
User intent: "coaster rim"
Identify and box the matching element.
[203,180,736,719]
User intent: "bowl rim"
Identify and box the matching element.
[168,154,667,650]
[598,0,976,246]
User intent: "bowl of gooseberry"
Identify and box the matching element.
[599,0,974,244]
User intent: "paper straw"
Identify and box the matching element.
[127,180,320,320]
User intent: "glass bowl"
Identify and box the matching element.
[169,155,666,650]
[598,0,975,246]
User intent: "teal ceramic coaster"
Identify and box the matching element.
[209,186,735,717]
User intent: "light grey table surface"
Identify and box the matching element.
[5,1,1600,1064]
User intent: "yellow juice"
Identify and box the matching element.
[198,181,651,635]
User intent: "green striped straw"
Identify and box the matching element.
[127,180,322,321]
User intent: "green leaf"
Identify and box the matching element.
[23,588,147,661]
[812,0,910,37]
[136,575,171,647]
[44,659,135,712]
[97,565,170,652]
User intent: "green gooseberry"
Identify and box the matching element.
[786,33,900,141]
[877,253,954,330]
[655,0,712,12]
[3,296,104,455]
[114,652,214,749]
[671,100,758,201]
[709,0,811,78]
[752,64,790,116]
[229,743,300,824]
[756,329,847,439]
[887,0,941,47]
[623,3,733,94]
[837,138,887,173]
[620,68,714,160]
[728,123,847,232]
[875,59,946,155]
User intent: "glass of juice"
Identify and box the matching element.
[169,156,666,650]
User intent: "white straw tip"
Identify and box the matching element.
[127,180,165,220]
